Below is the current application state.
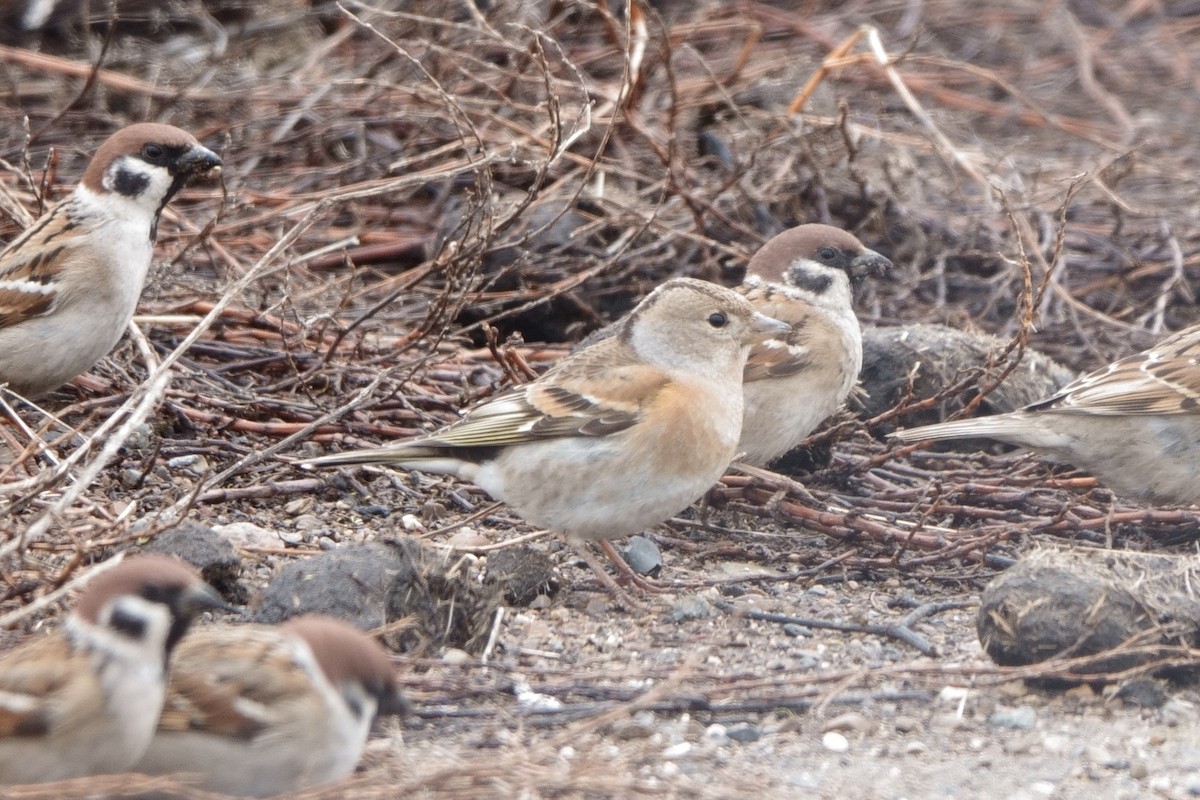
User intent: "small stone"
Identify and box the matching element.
[354,503,391,518]
[447,528,489,549]
[1084,745,1120,767]
[669,595,713,623]
[1114,678,1167,708]
[167,454,208,475]
[293,514,324,532]
[930,714,964,733]
[726,724,761,744]
[609,720,655,741]
[821,732,849,753]
[124,423,153,450]
[621,536,662,576]
[782,623,810,637]
[662,742,691,759]
[318,536,337,551]
[284,497,313,516]
[441,648,471,665]
[121,468,143,488]
[213,521,284,549]
[278,529,304,545]
[1129,760,1149,780]
[1063,683,1098,702]
[894,716,921,733]
[989,706,1036,730]
[903,741,929,755]
[703,724,730,746]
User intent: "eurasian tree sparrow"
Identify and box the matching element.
[0,122,222,397]
[136,615,409,797]
[738,224,891,465]
[304,278,789,587]
[891,323,1200,506]
[0,555,228,785]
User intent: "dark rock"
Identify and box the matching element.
[1114,678,1168,708]
[140,520,244,602]
[252,541,407,629]
[977,548,1200,677]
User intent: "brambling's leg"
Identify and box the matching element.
[568,540,642,606]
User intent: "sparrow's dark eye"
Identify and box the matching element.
[817,246,837,262]
[142,143,165,161]
[707,312,727,328]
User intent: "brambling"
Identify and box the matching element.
[0,123,222,398]
[738,224,891,465]
[0,556,228,784]
[136,615,409,797]
[305,277,789,591]
[891,323,1200,506]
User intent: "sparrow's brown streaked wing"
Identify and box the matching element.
[156,632,292,740]
[1030,328,1200,416]
[0,637,104,737]
[0,204,89,330]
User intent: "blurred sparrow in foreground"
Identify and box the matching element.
[0,123,222,398]
[0,555,228,784]
[305,278,789,593]
[891,324,1200,506]
[738,224,891,465]
[136,615,409,798]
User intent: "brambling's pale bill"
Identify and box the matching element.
[306,277,789,591]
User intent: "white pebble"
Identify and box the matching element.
[822,731,850,753]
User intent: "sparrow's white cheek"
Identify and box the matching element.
[99,156,175,217]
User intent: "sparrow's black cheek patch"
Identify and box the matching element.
[110,166,151,198]
[108,606,149,641]
[789,270,833,295]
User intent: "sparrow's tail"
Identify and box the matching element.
[889,413,1044,449]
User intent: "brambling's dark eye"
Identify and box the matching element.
[707,312,727,328]
[142,143,165,161]
[818,246,837,262]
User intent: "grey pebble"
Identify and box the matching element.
[726,724,761,744]
[989,706,1037,730]
[782,623,810,637]
[621,536,662,576]
[355,503,391,518]
[669,595,713,622]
